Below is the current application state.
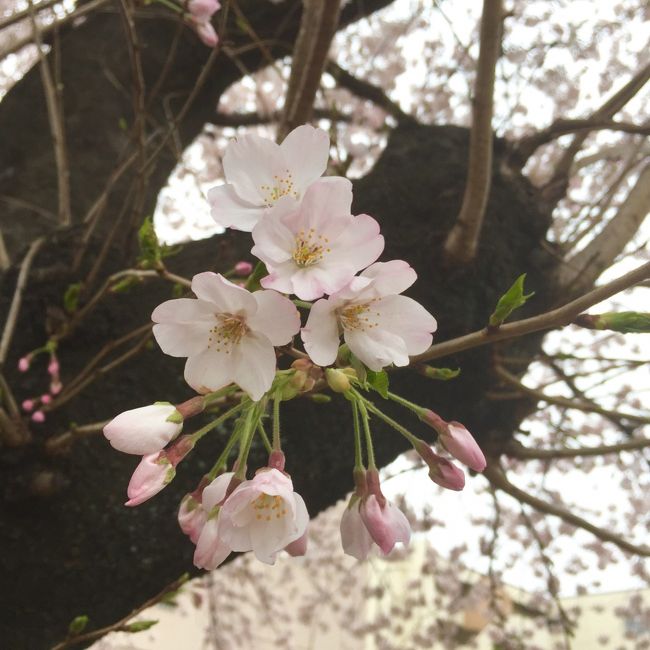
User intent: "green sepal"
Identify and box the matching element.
[366,369,389,398]
[309,393,332,404]
[244,261,268,292]
[349,354,367,384]
[68,615,89,636]
[165,408,184,424]
[489,273,534,327]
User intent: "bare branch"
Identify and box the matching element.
[27,0,71,227]
[484,463,650,557]
[555,164,650,296]
[0,237,45,365]
[210,108,353,128]
[506,437,650,460]
[442,0,503,266]
[278,0,343,141]
[326,61,415,125]
[411,260,650,363]
[542,61,650,205]
[494,365,650,425]
[511,118,650,167]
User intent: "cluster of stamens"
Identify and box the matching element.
[292,228,331,267]
[338,301,380,332]
[252,493,287,521]
[260,169,299,207]
[208,314,249,353]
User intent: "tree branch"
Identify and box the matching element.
[554,163,650,297]
[484,463,650,557]
[411,260,650,363]
[442,0,503,266]
[506,437,650,460]
[278,0,342,140]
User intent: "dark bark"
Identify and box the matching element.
[0,4,559,648]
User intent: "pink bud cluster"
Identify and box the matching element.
[18,350,63,423]
[187,0,220,48]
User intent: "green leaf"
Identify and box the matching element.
[68,615,89,636]
[137,217,161,269]
[421,366,461,381]
[63,283,82,314]
[366,369,389,398]
[123,620,158,633]
[579,311,650,333]
[244,261,268,292]
[489,273,534,327]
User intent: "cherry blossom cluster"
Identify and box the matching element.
[103,125,486,570]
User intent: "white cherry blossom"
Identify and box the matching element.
[207,125,330,231]
[251,178,384,300]
[301,261,437,370]
[152,272,300,401]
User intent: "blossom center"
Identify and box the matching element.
[252,493,288,521]
[208,314,249,353]
[260,169,299,207]
[292,228,331,267]
[338,302,380,332]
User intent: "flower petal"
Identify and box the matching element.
[184,347,236,394]
[325,213,384,270]
[344,327,409,371]
[248,290,301,345]
[301,298,340,367]
[152,322,209,358]
[194,518,232,570]
[191,272,257,316]
[340,502,373,560]
[373,295,437,355]
[251,212,295,264]
[296,177,353,234]
[207,183,265,232]
[222,132,284,205]
[360,260,417,297]
[202,472,235,510]
[279,125,330,195]
[232,331,276,401]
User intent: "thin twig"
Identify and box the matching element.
[278,0,343,141]
[27,0,71,226]
[411,261,650,363]
[442,0,503,265]
[45,419,110,454]
[506,437,650,460]
[484,462,650,557]
[0,238,45,365]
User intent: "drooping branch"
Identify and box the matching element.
[442,0,503,266]
[484,463,650,557]
[412,260,650,363]
[554,163,650,297]
[278,0,342,140]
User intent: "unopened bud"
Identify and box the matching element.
[18,356,31,372]
[31,410,46,423]
[325,368,351,393]
[22,399,34,412]
[234,261,253,276]
[48,359,60,376]
[575,311,650,334]
[309,394,331,404]
[41,394,52,405]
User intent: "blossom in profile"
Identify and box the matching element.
[103,403,183,455]
[359,494,411,555]
[217,468,309,564]
[125,453,175,507]
[340,497,373,560]
[414,438,466,490]
[208,125,330,231]
[302,260,437,370]
[152,272,300,401]
[252,178,384,300]
[187,0,220,48]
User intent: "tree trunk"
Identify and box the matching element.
[0,5,558,648]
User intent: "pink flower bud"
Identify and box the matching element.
[22,399,34,412]
[359,494,411,555]
[234,261,253,276]
[440,422,486,472]
[31,411,46,423]
[194,20,218,48]
[18,357,31,372]
[47,359,60,376]
[188,0,220,20]
[41,394,52,405]
[267,449,285,471]
[125,453,175,507]
[414,439,465,490]
[50,381,63,395]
